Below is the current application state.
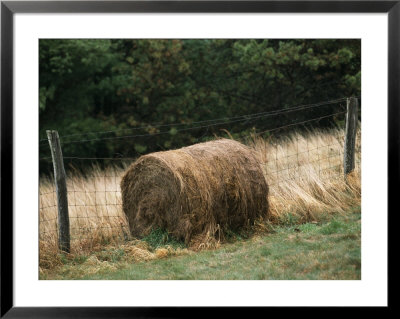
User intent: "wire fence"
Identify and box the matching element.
[39,97,361,252]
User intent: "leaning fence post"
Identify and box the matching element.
[343,97,359,177]
[46,130,70,253]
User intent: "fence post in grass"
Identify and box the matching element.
[343,97,359,178]
[46,130,70,253]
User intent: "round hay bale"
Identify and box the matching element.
[120,138,269,245]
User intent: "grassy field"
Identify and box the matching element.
[40,206,361,280]
[39,126,361,278]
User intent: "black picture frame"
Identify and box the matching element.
[1,1,395,317]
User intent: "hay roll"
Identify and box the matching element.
[120,138,269,244]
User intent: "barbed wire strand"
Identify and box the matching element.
[39,96,349,144]
[40,110,347,163]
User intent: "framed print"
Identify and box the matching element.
[1,0,396,317]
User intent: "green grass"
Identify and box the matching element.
[141,228,186,250]
[40,209,361,280]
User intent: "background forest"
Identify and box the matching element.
[39,39,361,173]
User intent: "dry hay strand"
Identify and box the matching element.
[39,240,63,270]
[119,241,190,261]
[121,138,269,246]
[83,256,118,274]
[190,232,221,251]
[155,248,169,259]
[121,245,155,262]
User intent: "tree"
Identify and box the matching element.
[39,39,361,174]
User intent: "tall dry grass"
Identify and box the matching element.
[39,126,361,269]
[248,126,360,225]
[39,165,130,269]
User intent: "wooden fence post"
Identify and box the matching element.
[46,130,70,253]
[343,97,359,177]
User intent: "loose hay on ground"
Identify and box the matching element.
[120,138,269,248]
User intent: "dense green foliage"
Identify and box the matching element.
[39,39,360,172]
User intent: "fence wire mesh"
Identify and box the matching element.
[39,98,361,253]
